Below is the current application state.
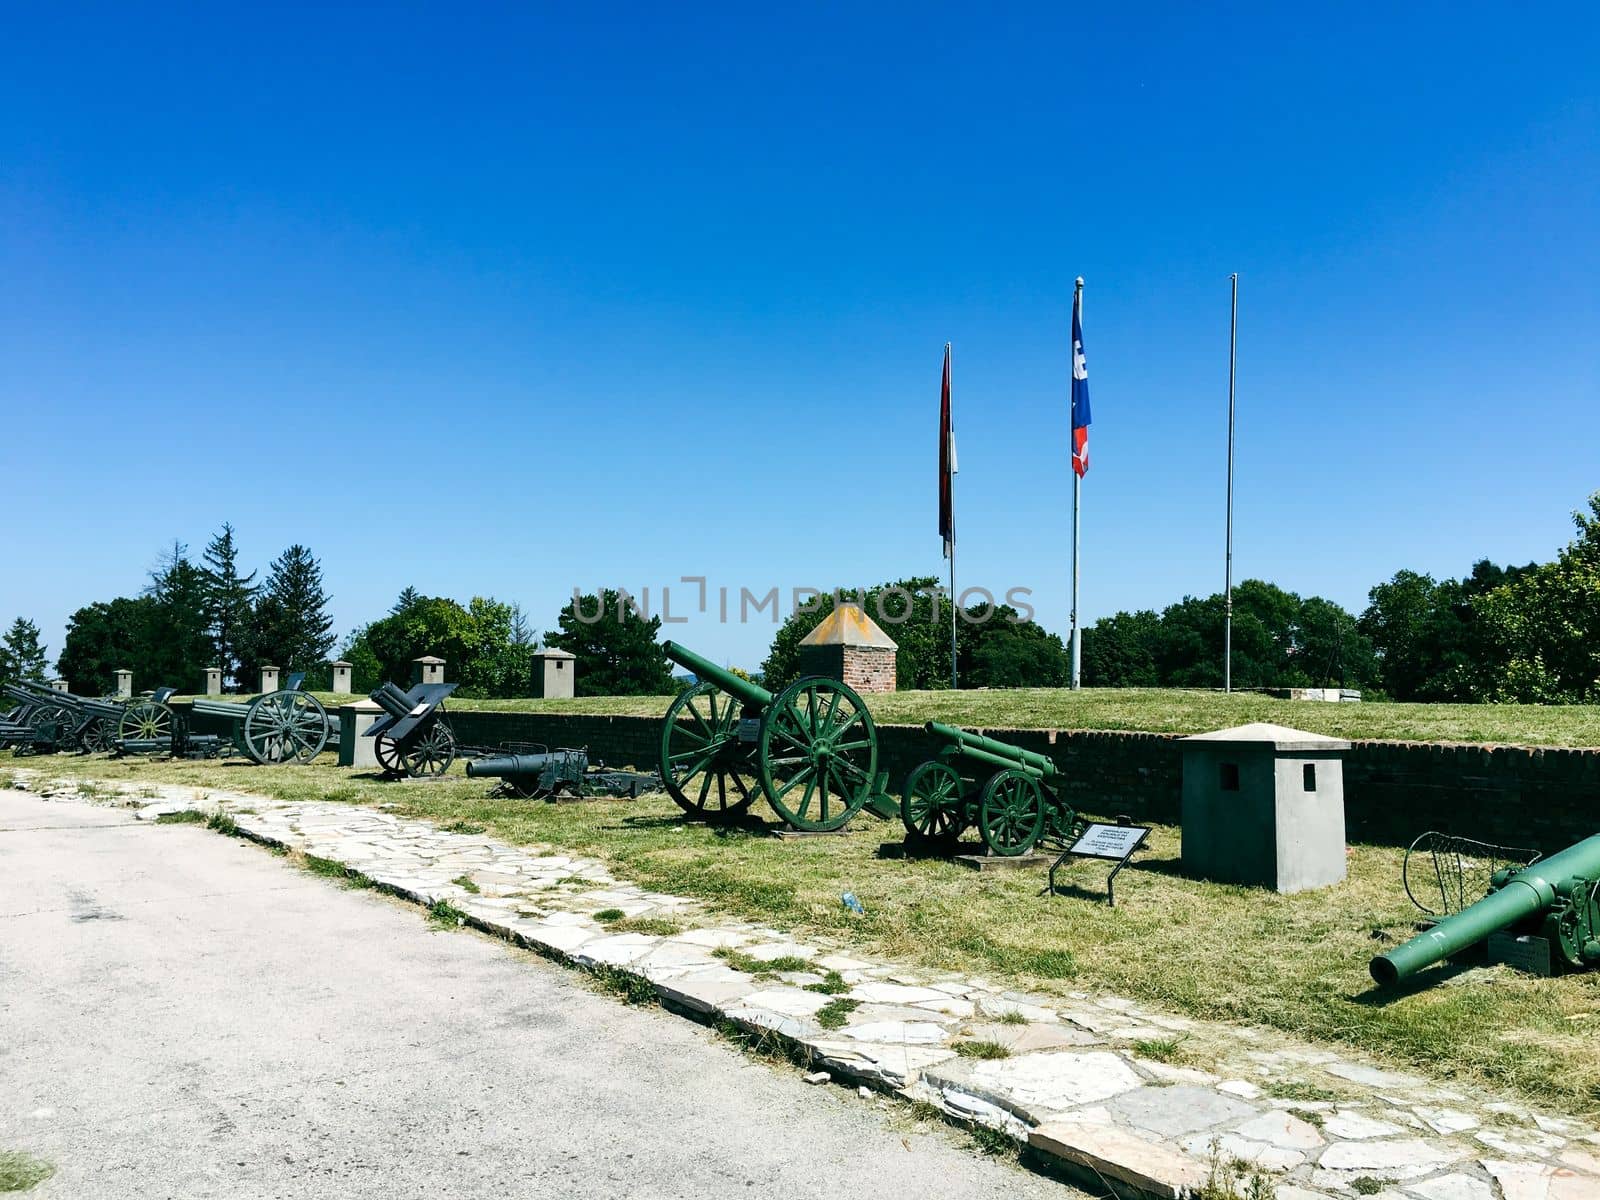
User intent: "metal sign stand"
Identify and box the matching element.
[1047,816,1151,907]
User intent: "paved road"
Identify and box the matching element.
[0,791,1075,1199]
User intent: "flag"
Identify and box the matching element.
[1071,286,1091,477]
[938,343,957,558]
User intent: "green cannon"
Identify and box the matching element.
[901,721,1082,856]
[1371,833,1600,985]
[657,641,879,832]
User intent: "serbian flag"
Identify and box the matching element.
[938,343,957,558]
[1071,285,1091,477]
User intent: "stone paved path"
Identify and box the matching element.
[15,770,1600,1200]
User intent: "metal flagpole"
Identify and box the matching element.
[1224,273,1238,693]
[948,343,958,690]
[1070,278,1083,691]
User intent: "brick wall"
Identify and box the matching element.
[796,644,898,694]
[421,709,1600,852]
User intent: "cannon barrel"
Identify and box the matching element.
[467,753,555,779]
[371,682,415,718]
[662,641,773,708]
[1371,833,1600,985]
[925,720,1058,778]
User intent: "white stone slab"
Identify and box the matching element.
[972,1051,1142,1111]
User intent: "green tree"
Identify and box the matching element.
[1473,493,1600,703]
[1081,609,1161,686]
[57,597,158,694]
[0,617,49,689]
[967,617,1070,688]
[344,594,531,697]
[200,522,258,690]
[241,545,335,684]
[391,586,422,615]
[545,590,675,696]
[144,542,214,692]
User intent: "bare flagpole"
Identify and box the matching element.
[1070,278,1084,691]
[1224,273,1238,693]
[948,342,958,690]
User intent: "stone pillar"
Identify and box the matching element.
[204,667,223,696]
[413,656,445,686]
[49,678,69,693]
[796,603,898,694]
[1178,722,1350,893]
[338,699,386,769]
[330,661,353,695]
[260,665,280,694]
[114,669,133,699]
[531,649,576,699]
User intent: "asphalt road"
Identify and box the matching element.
[0,790,1077,1199]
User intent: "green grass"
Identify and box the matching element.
[606,916,683,936]
[154,809,208,824]
[815,998,861,1030]
[967,1125,1017,1157]
[427,899,467,928]
[804,970,850,995]
[715,947,811,974]
[588,964,658,1005]
[593,908,626,922]
[451,874,481,894]
[21,752,1600,1118]
[953,1040,1012,1060]
[1131,1035,1193,1064]
[1350,1179,1395,1196]
[0,1151,53,1193]
[166,687,1600,746]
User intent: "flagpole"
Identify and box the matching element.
[1224,273,1238,693]
[1070,277,1084,691]
[948,342,958,690]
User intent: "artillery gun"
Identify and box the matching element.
[901,721,1084,857]
[657,641,879,832]
[365,682,458,778]
[4,680,176,754]
[185,674,340,764]
[467,745,660,800]
[1371,832,1600,985]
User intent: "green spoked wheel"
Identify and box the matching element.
[374,733,404,777]
[118,700,174,743]
[978,768,1045,857]
[901,760,966,845]
[659,682,758,820]
[758,677,877,832]
[243,690,330,764]
[400,723,456,778]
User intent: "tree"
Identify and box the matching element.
[391,586,422,616]
[545,590,675,696]
[0,618,49,689]
[1081,609,1161,686]
[200,522,258,690]
[966,618,1070,688]
[57,597,158,694]
[144,542,214,692]
[343,594,531,697]
[241,545,335,683]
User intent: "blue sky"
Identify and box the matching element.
[2,4,1596,673]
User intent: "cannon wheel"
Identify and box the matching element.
[243,690,330,764]
[978,768,1045,857]
[37,705,78,747]
[400,722,455,778]
[374,734,404,776]
[901,760,966,845]
[758,677,877,832]
[80,717,114,754]
[659,682,758,820]
[118,699,174,743]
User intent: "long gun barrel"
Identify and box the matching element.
[926,720,1059,779]
[467,753,568,780]
[662,641,773,709]
[1372,833,1600,985]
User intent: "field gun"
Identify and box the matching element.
[1371,832,1600,985]
[467,745,660,800]
[901,721,1083,856]
[365,682,458,778]
[185,674,340,764]
[657,641,879,832]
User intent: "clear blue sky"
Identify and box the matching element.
[3,4,1596,673]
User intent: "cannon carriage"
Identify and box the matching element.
[365,682,458,778]
[182,674,340,763]
[467,744,660,800]
[657,641,879,832]
[2,680,175,754]
[901,721,1083,857]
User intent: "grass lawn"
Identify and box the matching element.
[173,687,1600,747]
[16,751,1600,1119]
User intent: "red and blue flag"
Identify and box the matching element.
[1071,288,1091,477]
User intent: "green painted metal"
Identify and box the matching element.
[657,641,878,833]
[926,721,1058,778]
[1372,833,1600,985]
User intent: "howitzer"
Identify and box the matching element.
[365,682,458,778]
[658,641,878,831]
[186,673,339,764]
[901,721,1082,857]
[467,746,660,800]
[1371,833,1600,985]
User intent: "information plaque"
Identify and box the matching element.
[1047,819,1151,907]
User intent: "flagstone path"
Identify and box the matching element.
[13,770,1600,1200]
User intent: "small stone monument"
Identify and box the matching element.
[413,655,445,686]
[1179,722,1350,893]
[797,603,898,694]
[260,665,280,694]
[338,699,386,769]
[114,669,133,699]
[531,648,576,699]
[49,678,69,693]
[204,667,222,696]
[330,661,353,694]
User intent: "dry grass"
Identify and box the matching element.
[18,751,1600,1117]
